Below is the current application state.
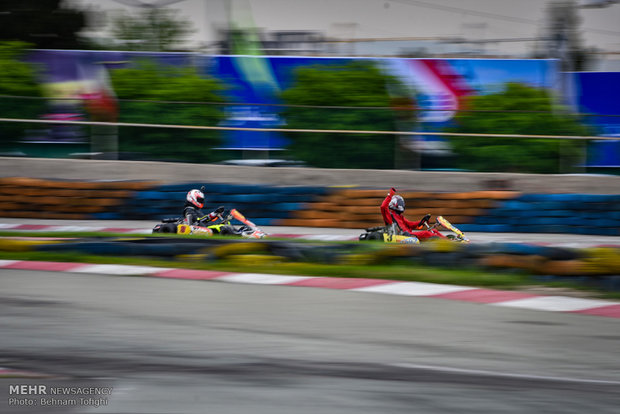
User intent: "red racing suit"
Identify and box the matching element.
[380,189,446,241]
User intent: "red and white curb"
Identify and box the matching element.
[1,260,619,319]
[0,223,151,235]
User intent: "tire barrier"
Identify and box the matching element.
[1,236,618,290]
[0,177,155,220]
[0,177,618,236]
[463,193,620,236]
[278,190,518,229]
[0,238,60,252]
[113,182,330,226]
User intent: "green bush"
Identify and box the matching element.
[280,61,412,169]
[447,83,594,173]
[0,41,46,147]
[110,60,227,163]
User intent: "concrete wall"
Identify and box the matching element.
[1,157,619,194]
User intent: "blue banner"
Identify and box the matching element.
[27,51,560,151]
[567,72,620,167]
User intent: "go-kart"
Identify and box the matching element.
[359,215,469,244]
[152,208,266,239]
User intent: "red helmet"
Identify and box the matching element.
[389,195,405,213]
[186,189,205,208]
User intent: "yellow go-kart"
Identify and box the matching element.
[359,216,469,244]
[153,209,266,239]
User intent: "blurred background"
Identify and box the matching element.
[1,0,619,173]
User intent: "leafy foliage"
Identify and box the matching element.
[109,60,227,163]
[0,41,46,145]
[447,83,594,173]
[111,8,194,52]
[279,62,410,169]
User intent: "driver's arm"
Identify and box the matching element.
[200,206,226,223]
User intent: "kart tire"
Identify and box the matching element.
[161,223,177,233]
[219,226,236,236]
[367,231,383,241]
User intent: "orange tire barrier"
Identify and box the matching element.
[279,189,520,229]
[534,260,587,276]
[0,177,157,220]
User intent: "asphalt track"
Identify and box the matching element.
[1,272,620,412]
[1,218,620,247]
[1,219,620,413]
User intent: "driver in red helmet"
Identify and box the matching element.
[380,188,446,241]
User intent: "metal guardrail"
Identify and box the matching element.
[1,117,618,141]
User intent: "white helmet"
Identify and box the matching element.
[186,189,205,208]
[388,195,405,213]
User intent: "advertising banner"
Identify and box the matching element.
[567,72,620,168]
[27,51,560,152]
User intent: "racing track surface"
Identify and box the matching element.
[1,218,620,247]
[1,218,620,413]
[1,268,620,414]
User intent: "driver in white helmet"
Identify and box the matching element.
[183,188,225,226]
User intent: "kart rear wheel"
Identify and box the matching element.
[160,223,177,233]
[360,232,383,241]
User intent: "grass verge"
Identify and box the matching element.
[1,249,618,300]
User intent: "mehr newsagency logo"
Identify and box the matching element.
[8,384,112,408]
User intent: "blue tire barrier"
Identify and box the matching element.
[56,181,618,237]
[470,192,620,236]
[91,212,122,220]
[115,183,329,222]
[134,191,174,200]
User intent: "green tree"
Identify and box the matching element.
[280,61,411,169]
[110,60,227,162]
[0,41,46,147]
[0,0,89,49]
[110,8,194,51]
[446,83,593,173]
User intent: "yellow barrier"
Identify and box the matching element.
[212,242,267,258]
[0,238,60,252]
[227,254,285,265]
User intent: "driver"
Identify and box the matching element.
[184,188,225,226]
[380,188,446,241]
